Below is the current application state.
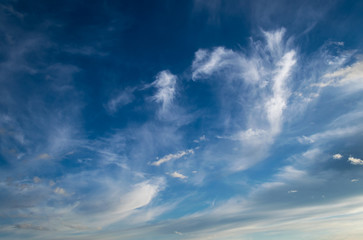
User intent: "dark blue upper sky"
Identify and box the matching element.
[1,0,363,239]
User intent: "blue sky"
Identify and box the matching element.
[1,0,363,239]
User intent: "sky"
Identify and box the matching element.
[1,0,363,239]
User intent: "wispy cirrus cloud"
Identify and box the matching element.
[1,0,363,239]
[313,59,363,91]
[89,194,363,240]
[0,171,166,234]
[105,87,135,114]
[298,124,363,145]
[152,70,177,113]
[192,28,296,171]
[144,70,195,126]
[191,47,238,81]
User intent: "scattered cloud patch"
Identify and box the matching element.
[169,171,188,179]
[333,153,343,159]
[151,149,194,166]
[193,135,207,143]
[298,135,315,144]
[288,190,298,193]
[348,156,363,165]
[54,187,66,195]
[351,179,359,182]
[37,153,51,160]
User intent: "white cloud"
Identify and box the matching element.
[277,166,306,181]
[170,171,188,179]
[351,179,359,182]
[288,190,298,193]
[74,177,166,228]
[333,153,343,159]
[348,156,363,165]
[151,149,194,166]
[236,128,269,143]
[298,125,363,145]
[152,70,177,112]
[192,47,238,80]
[263,28,286,56]
[54,187,66,195]
[311,58,363,92]
[297,135,315,144]
[318,60,363,90]
[117,179,164,214]
[193,135,207,143]
[265,50,296,135]
[16,173,167,233]
[33,176,41,183]
[191,29,297,171]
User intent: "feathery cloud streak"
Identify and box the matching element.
[192,28,296,170]
[152,70,177,113]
